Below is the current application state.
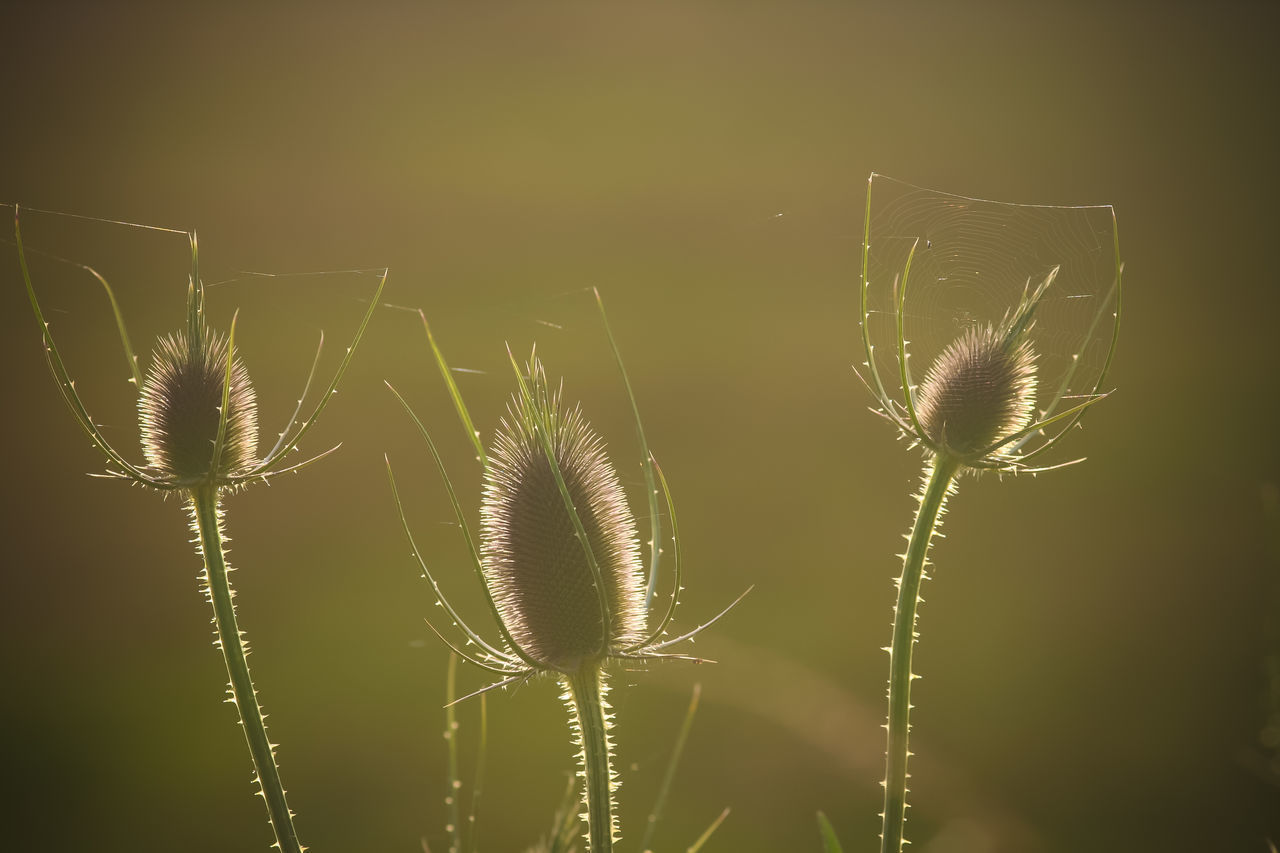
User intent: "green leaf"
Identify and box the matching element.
[816,811,844,853]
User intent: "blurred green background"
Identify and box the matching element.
[2,2,1277,851]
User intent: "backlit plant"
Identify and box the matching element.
[386,291,744,853]
[15,208,386,853]
[853,175,1122,852]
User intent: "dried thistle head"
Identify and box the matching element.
[138,329,259,482]
[913,324,1037,465]
[863,263,1063,473]
[481,362,646,673]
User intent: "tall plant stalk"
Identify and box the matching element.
[880,457,958,853]
[564,665,618,852]
[191,484,302,853]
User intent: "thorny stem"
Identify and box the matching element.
[563,664,617,853]
[881,456,960,853]
[191,485,303,853]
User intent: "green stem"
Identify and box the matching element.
[191,485,303,853]
[639,683,701,853]
[445,653,462,853]
[880,457,960,853]
[564,664,616,853]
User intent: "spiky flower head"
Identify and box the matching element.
[138,329,259,482]
[480,361,646,674]
[914,324,1037,464]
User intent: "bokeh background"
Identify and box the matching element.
[2,2,1277,852]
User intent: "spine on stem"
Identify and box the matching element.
[880,457,959,853]
[562,664,618,853]
[190,485,303,853]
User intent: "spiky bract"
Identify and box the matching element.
[138,329,258,482]
[481,371,646,674]
[914,324,1037,464]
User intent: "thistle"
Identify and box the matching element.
[386,291,745,853]
[138,326,260,481]
[853,175,1122,852]
[15,207,386,853]
[481,365,648,673]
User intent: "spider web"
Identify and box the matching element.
[6,205,387,464]
[861,174,1121,449]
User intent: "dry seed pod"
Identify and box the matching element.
[481,376,646,673]
[138,329,259,482]
[913,324,1037,463]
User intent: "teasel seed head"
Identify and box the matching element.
[480,365,646,674]
[914,324,1037,464]
[138,329,259,482]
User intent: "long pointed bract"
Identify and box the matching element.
[252,267,387,474]
[593,288,663,612]
[629,456,682,650]
[859,175,897,412]
[84,261,143,389]
[15,206,156,486]
[385,388,539,670]
[262,331,325,463]
[646,586,752,653]
[208,309,240,481]
[422,312,487,467]
[893,240,927,443]
[384,455,514,665]
[504,347,615,643]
